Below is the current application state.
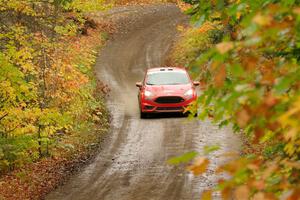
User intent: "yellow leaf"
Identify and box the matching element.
[285,142,296,156]
[201,190,212,200]
[236,11,242,20]
[253,13,272,26]
[218,151,239,158]
[252,192,266,200]
[177,25,185,32]
[284,128,297,141]
[20,102,26,108]
[187,157,209,176]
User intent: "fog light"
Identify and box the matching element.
[144,105,154,110]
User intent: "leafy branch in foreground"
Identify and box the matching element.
[174,0,300,199]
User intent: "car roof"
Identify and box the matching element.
[147,67,187,73]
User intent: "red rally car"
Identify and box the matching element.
[136,67,199,118]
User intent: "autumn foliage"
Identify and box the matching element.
[0,0,110,177]
[172,0,300,199]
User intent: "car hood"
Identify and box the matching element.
[145,84,192,96]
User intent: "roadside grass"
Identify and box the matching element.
[168,22,221,67]
[167,21,223,78]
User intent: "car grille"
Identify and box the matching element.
[156,107,183,111]
[155,96,185,104]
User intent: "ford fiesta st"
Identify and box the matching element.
[136,67,199,118]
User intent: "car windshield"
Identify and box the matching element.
[146,71,190,85]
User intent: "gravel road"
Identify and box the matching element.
[46,4,240,200]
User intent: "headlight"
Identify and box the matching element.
[144,90,152,97]
[144,90,153,100]
[184,89,194,99]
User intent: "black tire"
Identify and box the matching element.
[140,112,147,119]
[183,112,189,117]
[183,112,198,118]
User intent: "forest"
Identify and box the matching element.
[0,0,112,198]
[0,0,113,171]
[1,0,300,199]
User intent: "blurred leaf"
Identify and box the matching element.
[233,185,250,200]
[201,190,212,200]
[203,145,220,155]
[187,157,209,175]
[216,42,234,54]
[167,151,198,165]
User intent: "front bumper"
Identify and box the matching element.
[140,97,196,113]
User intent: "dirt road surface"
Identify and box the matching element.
[46,4,240,200]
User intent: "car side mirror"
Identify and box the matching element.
[136,82,142,88]
[193,81,200,86]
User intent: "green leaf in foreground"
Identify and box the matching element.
[203,145,220,155]
[167,151,198,165]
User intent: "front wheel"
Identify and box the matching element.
[140,111,147,119]
[183,112,198,118]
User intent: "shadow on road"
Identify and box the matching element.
[144,112,188,119]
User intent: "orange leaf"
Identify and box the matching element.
[221,187,231,200]
[251,180,265,190]
[216,42,234,54]
[214,64,226,88]
[253,192,266,200]
[262,164,277,180]
[201,190,212,200]
[254,127,264,143]
[241,55,258,72]
[293,7,300,15]
[253,192,276,200]
[286,189,300,200]
[236,109,250,128]
[187,157,209,176]
[234,185,250,200]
